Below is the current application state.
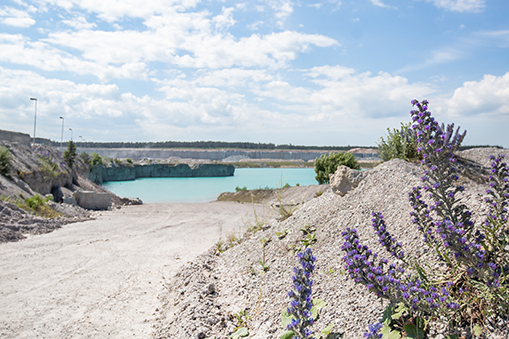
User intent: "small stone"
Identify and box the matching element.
[206,283,215,294]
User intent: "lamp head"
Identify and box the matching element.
[30,98,37,101]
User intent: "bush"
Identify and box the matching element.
[63,140,77,169]
[0,146,12,177]
[9,194,60,218]
[39,156,59,179]
[80,152,91,166]
[377,122,419,162]
[314,152,359,184]
[91,152,104,166]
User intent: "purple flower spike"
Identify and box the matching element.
[286,247,316,338]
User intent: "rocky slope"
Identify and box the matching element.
[153,148,508,339]
[0,140,132,242]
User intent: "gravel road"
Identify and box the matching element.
[0,202,256,338]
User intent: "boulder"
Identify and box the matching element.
[73,191,111,210]
[329,165,365,196]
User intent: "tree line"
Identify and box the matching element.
[54,140,375,151]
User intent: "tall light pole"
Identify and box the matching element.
[59,116,64,150]
[69,128,73,142]
[30,98,37,146]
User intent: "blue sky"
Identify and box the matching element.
[1,0,508,147]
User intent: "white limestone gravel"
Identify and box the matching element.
[154,149,509,339]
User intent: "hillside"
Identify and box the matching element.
[0,141,134,242]
[153,148,508,339]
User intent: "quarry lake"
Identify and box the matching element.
[102,168,317,203]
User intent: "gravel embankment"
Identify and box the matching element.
[154,148,508,339]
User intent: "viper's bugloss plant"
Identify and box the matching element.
[286,247,316,339]
[342,99,509,336]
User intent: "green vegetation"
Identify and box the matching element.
[126,158,133,164]
[0,146,12,177]
[63,140,77,169]
[39,156,59,179]
[62,140,375,151]
[314,152,360,184]
[80,152,91,166]
[91,152,104,166]
[235,186,248,192]
[2,194,60,218]
[377,122,419,162]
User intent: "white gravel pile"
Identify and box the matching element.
[154,149,508,339]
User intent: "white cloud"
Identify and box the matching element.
[445,72,509,117]
[0,6,36,27]
[212,7,235,30]
[45,24,338,71]
[61,16,97,30]
[427,0,485,13]
[251,66,436,121]
[0,33,149,81]
[370,0,397,9]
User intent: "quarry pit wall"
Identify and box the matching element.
[77,148,379,162]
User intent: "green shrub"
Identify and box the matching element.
[314,152,359,184]
[80,152,91,166]
[0,146,12,177]
[114,158,121,165]
[39,156,59,179]
[9,194,60,218]
[63,140,77,169]
[377,122,419,162]
[91,152,104,166]
[126,158,133,164]
[235,186,248,192]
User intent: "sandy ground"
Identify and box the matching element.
[0,201,259,339]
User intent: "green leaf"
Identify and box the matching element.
[230,327,249,338]
[473,324,483,336]
[391,303,406,320]
[381,323,401,339]
[312,298,327,309]
[279,330,295,339]
[281,308,294,330]
[444,336,459,339]
[403,324,424,339]
[382,305,394,325]
[321,323,334,335]
[310,306,318,320]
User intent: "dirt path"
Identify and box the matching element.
[0,202,257,338]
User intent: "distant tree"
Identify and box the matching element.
[63,140,77,170]
[91,152,104,166]
[314,152,360,184]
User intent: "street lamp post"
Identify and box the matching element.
[69,128,73,142]
[59,116,64,150]
[30,98,37,146]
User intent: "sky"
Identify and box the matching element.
[0,0,508,147]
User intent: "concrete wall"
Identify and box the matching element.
[0,129,31,147]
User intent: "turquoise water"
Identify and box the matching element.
[102,168,318,203]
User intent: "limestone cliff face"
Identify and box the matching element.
[0,141,89,196]
[89,163,235,184]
